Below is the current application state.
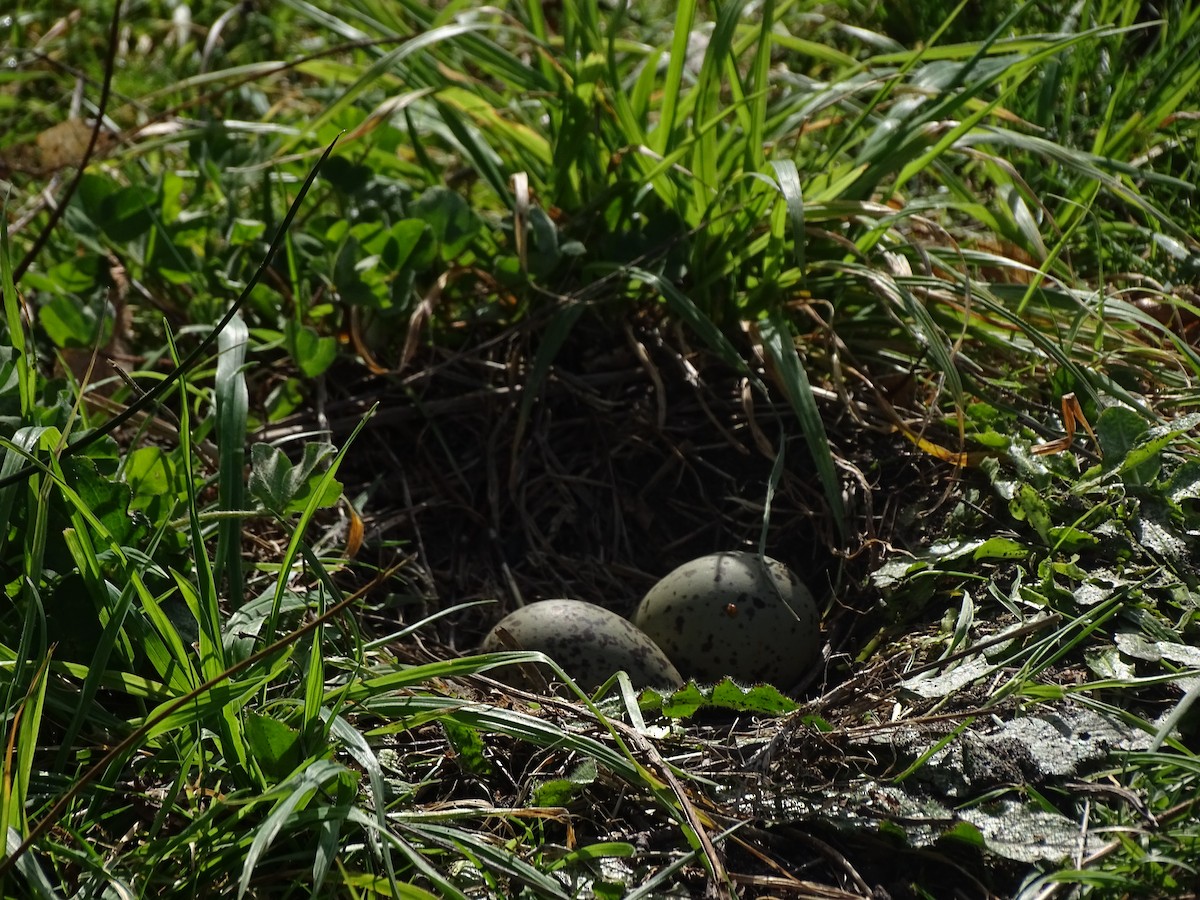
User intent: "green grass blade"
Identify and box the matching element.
[237,759,349,899]
[2,654,50,842]
[361,818,469,900]
[6,439,198,695]
[3,826,59,899]
[59,520,136,666]
[0,429,50,712]
[166,331,231,680]
[277,17,491,149]
[757,310,847,540]
[688,0,742,218]
[0,215,33,418]
[771,160,807,279]
[302,587,327,731]
[0,430,42,564]
[168,327,249,782]
[0,581,46,817]
[432,99,514,204]
[265,405,377,643]
[742,0,774,173]
[653,0,697,157]
[396,820,572,899]
[216,314,249,602]
[624,267,752,378]
[51,530,139,767]
[326,712,401,891]
[140,660,288,741]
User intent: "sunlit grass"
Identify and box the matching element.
[0,0,1199,894]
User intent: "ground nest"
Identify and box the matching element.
[254,303,1070,896]
[282,301,954,660]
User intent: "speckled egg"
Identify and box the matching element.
[633,552,821,686]
[480,599,685,691]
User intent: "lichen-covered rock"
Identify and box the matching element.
[633,552,820,686]
[481,598,684,691]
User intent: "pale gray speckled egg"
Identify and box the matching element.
[633,552,820,686]
[480,599,684,691]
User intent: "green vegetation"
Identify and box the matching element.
[2,0,1200,895]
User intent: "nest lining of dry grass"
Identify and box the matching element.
[269,301,956,660]
[244,302,1096,896]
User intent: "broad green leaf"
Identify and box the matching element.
[380,219,435,271]
[644,677,799,719]
[533,758,598,806]
[228,217,266,246]
[40,293,107,348]
[92,183,155,242]
[1048,525,1097,552]
[284,322,337,378]
[249,442,341,515]
[245,711,303,781]
[1095,405,1148,464]
[972,537,1028,560]
[1012,483,1053,546]
[413,186,481,260]
[442,718,491,777]
[124,446,178,521]
[1165,460,1200,520]
[321,155,373,194]
[941,820,987,848]
[1118,413,1200,486]
[63,456,144,548]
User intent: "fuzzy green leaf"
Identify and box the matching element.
[249,442,341,515]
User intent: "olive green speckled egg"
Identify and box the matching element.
[480,599,684,691]
[633,552,820,686]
